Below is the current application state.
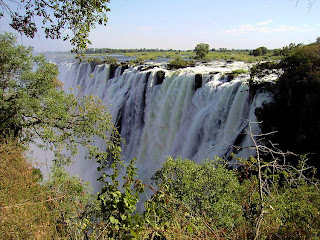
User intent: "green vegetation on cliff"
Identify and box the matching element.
[253,41,320,169]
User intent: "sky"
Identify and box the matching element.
[1,0,320,51]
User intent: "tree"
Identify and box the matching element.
[0,0,110,57]
[251,46,268,56]
[194,43,209,59]
[0,32,119,165]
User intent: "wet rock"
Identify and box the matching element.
[194,74,202,91]
[155,70,165,85]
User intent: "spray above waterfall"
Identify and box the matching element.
[58,61,273,188]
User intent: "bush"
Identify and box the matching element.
[167,56,194,69]
[228,69,249,80]
[232,69,248,75]
[89,56,103,68]
[103,56,118,64]
[151,157,243,228]
[141,153,320,239]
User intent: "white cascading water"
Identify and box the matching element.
[56,61,273,190]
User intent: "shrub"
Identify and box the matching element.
[137,56,146,64]
[89,56,103,68]
[103,56,118,64]
[232,69,248,75]
[142,153,320,239]
[146,157,244,231]
[167,56,194,69]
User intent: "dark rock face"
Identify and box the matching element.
[226,74,234,81]
[140,73,150,126]
[256,80,320,173]
[109,63,119,79]
[155,70,165,85]
[194,74,202,91]
[108,63,129,79]
[210,71,220,75]
[139,65,157,71]
[120,62,129,75]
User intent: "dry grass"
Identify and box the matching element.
[0,141,56,239]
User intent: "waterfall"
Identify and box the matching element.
[57,61,273,189]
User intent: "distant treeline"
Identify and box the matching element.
[84,47,252,54]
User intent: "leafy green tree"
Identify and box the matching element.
[194,43,209,59]
[251,46,268,56]
[0,0,111,57]
[0,32,118,165]
[279,43,303,56]
[0,32,147,238]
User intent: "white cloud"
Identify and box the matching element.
[224,23,314,35]
[274,25,298,32]
[257,19,273,26]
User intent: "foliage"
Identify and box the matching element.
[0,32,118,166]
[137,56,147,64]
[167,56,194,69]
[249,61,281,82]
[83,49,282,63]
[233,120,320,239]
[0,0,111,58]
[250,46,268,56]
[254,41,320,169]
[237,159,320,239]
[104,56,118,65]
[1,34,320,239]
[194,43,210,59]
[148,156,243,229]
[278,43,303,56]
[43,166,101,239]
[89,57,103,68]
[141,153,320,239]
[228,69,249,80]
[1,138,319,239]
[97,157,145,239]
[0,32,59,140]
[280,43,320,82]
[232,69,248,75]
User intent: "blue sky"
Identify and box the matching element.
[1,0,319,51]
